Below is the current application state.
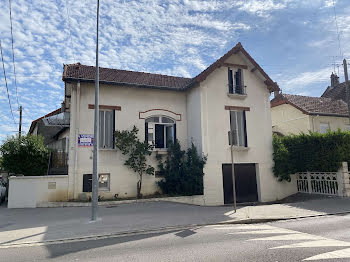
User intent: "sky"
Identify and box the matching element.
[0,0,349,141]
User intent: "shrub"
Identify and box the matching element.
[0,135,49,176]
[156,141,206,196]
[273,130,350,181]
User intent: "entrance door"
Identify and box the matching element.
[222,163,258,204]
[222,164,234,204]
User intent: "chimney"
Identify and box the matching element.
[331,72,339,87]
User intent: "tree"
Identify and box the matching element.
[0,135,49,176]
[114,126,154,198]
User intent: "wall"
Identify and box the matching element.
[271,104,310,135]
[69,83,188,200]
[186,86,202,152]
[8,175,68,208]
[311,115,350,133]
[199,52,290,205]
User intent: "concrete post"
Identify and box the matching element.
[339,162,350,197]
[307,172,312,194]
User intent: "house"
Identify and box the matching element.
[270,92,349,135]
[61,42,293,205]
[28,107,70,175]
[321,72,348,102]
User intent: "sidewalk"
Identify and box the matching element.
[0,195,350,247]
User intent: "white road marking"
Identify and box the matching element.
[271,240,350,249]
[248,233,325,241]
[212,223,350,260]
[304,248,350,260]
[228,229,295,235]
[210,225,276,230]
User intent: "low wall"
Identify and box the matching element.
[8,175,68,208]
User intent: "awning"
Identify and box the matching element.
[42,112,70,127]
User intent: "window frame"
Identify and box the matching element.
[229,110,248,147]
[228,68,245,95]
[145,116,176,149]
[99,109,115,149]
[82,173,110,192]
[319,122,330,134]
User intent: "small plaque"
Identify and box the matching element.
[48,182,56,189]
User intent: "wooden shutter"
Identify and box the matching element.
[145,122,148,142]
[228,69,234,93]
[243,111,248,147]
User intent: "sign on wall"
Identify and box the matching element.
[78,134,94,147]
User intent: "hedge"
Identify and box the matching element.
[273,130,350,181]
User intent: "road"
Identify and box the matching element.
[2,214,350,261]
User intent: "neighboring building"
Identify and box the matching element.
[29,107,70,175]
[60,42,292,205]
[321,72,347,102]
[271,93,349,135]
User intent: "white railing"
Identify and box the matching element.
[296,172,338,195]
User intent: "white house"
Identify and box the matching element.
[61,42,294,205]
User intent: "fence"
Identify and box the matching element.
[296,162,350,197]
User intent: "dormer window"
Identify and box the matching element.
[228,68,245,95]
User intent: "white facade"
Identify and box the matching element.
[65,45,294,205]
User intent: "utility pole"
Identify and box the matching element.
[344,59,350,123]
[91,0,100,221]
[230,128,237,212]
[19,106,22,138]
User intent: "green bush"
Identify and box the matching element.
[0,135,49,176]
[156,141,206,196]
[273,130,350,181]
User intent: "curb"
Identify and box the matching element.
[1,211,350,248]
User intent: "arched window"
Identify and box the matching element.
[145,116,176,149]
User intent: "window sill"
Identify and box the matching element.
[227,93,247,99]
[99,148,116,151]
[153,149,168,155]
[229,146,250,151]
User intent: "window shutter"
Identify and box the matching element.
[112,110,115,149]
[145,122,148,142]
[228,69,234,93]
[240,69,244,94]
[235,69,242,93]
[174,123,177,143]
[243,111,248,147]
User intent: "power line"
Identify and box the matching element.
[8,0,19,107]
[332,0,343,59]
[0,39,17,126]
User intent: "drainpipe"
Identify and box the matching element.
[74,81,80,199]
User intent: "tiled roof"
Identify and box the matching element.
[63,64,193,90]
[321,82,347,102]
[271,93,349,117]
[62,42,279,92]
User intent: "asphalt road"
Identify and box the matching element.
[3,214,350,262]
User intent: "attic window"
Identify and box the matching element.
[228,68,245,95]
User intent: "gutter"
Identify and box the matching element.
[63,77,189,92]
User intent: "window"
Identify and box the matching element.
[320,123,329,134]
[228,68,245,94]
[83,173,110,192]
[145,116,176,149]
[228,111,247,147]
[99,110,115,149]
[99,174,110,191]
